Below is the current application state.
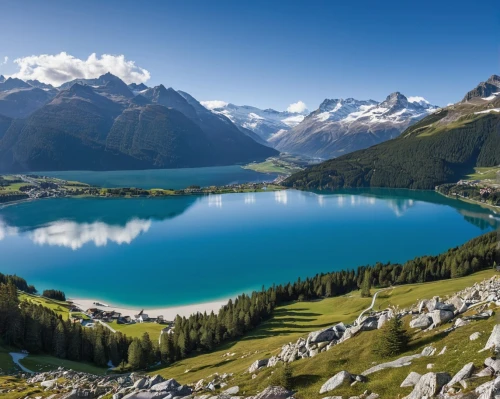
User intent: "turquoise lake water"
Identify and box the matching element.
[0,189,498,307]
[38,165,278,189]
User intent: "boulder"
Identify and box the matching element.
[40,379,57,389]
[133,378,147,390]
[267,356,280,368]
[447,362,475,387]
[454,318,469,328]
[400,371,421,387]
[122,393,170,399]
[308,323,345,344]
[146,375,165,388]
[475,367,495,377]
[483,324,500,351]
[403,372,451,399]
[470,332,482,341]
[254,386,294,399]
[485,357,500,372]
[194,379,205,391]
[150,378,181,392]
[430,310,454,326]
[421,346,436,356]
[409,314,432,329]
[249,359,269,373]
[319,370,353,394]
[360,316,378,331]
[448,296,467,314]
[223,386,240,395]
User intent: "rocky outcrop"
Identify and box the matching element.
[404,372,451,399]
[249,386,295,399]
[400,371,421,387]
[319,371,353,394]
[483,325,500,352]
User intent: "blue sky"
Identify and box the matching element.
[0,0,498,110]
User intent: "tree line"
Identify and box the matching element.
[284,113,500,190]
[0,231,497,370]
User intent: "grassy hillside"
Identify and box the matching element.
[151,269,497,398]
[284,111,500,190]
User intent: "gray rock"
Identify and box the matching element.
[475,366,495,377]
[308,323,345,344]
[223,387,240,395]
[430,309,454,326]
[134,378,148,390]
[421,346,436,356]
[470,332,482,341]
[267,356,280,368]
[122,393,170,399]
[249,359,269,373]
[485,358,500,372]
[483,324,500,351]
[40,379,57,388]
[319,370,353,393]
[409,314,432,329]
[147,375,166,389]
[359,316,378,331]
[400,371,421,387]
[150,379,181,392]
[403,372,451,399]
[448,296,468,314]
[447,362,475,386]
[362,354,422,375]
[194,379,205,392]
[254,386,294,398]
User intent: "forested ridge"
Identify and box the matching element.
[284,112,500,190]
[0,232,498,370]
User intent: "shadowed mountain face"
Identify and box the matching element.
[284,76,500,190]
[0,73,277,172]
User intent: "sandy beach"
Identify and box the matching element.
[69,297,229,321]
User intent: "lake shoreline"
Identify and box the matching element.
[69,297,230,321]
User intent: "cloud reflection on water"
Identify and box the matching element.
[30,219,151,250]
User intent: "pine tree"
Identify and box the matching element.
[128,338,143,370]
[373,316,409,358]
[53,320,67,358]
[360,270,372,297]
[93,333,108,367]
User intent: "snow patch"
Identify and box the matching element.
[201,100,229,110]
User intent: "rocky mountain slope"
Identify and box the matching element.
[270,93,438,159]
[284,75,500,190]
[0,73,277,172]
[201,101,307,141]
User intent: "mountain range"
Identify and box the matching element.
[284,75,500,190]
[270,93,438,159]
[0,73,277,172]
[201,92,438,160]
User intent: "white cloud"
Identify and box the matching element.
[0,220,18,241]
[287,100,308,114]
[30,219,151,250]
[407,96,430,105]
[1,56,8,65]
[201,100,228,110]
[9,52,151,86]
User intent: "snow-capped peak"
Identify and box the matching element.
[200,100,229,110]
[407,96,431,106]
[200,101,306,140]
